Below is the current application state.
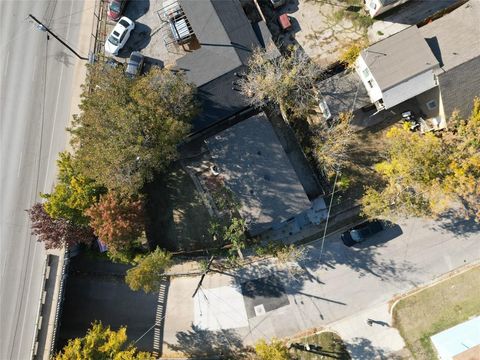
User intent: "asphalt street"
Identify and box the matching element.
[163,216,480,356]
[0,1,88,358]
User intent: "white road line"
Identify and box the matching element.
[3,51,9,77]
[43,1,74,193]
[17,151,23,177]
[31,55,38,82]
[17,0,75,353]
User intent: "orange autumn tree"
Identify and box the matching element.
[86,192,145,262]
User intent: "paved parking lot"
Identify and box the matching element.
[104,0,191,66]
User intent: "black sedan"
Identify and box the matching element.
[125,51,144,78]
[341,220,383,246]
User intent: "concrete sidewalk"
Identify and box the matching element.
[329,303,405,359]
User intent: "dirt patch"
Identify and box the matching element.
[259,0,368,66]
[144,163,213,252]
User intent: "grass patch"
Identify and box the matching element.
[393,266,480,359]
[290,331,351,360]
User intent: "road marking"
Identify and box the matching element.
[3,51,9,77]
[17,151,23,177]
[31,55,38,82]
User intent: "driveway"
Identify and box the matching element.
[162,215,480,357]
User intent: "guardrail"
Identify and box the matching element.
[30,255,50,359]
[48,248,70,357]
[89,0,107,62]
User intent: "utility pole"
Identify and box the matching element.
[192,256,214,298]
[28,14,89,60]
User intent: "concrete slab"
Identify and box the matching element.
[193,285,249,330]
[329,303,405,359]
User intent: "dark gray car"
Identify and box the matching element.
[125,51,144,78]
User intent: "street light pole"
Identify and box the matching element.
[28,14,88,60]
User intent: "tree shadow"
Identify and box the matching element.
[432,209,480,237]
[165,325,248,359]
[347,337,403,360]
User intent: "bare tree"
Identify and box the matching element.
[313,112,356,175]
[239,45,323,120]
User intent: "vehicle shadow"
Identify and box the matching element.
[143,57,164,72]
[124,0,150,22]
[118,23,152,58]
[351,222,404,249]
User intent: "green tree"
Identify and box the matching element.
[125,247,173,293]
[41,152,104,225]
[70,64,197,195]
[362,98,480,221]
[239,45,322,119]
[254,338,290,360]
[86,192,145,262]
[55,322,154,360]
[223,218,247,260]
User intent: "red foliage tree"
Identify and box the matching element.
[85,193,145,253]
[28,202,95,249]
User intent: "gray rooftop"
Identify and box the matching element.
[361,25,439,91]
[176,0,260,87]
[319,71,371,117]
[420,0,480,73]
[206,113,311,235]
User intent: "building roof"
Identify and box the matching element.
[361,25,439,91]
[176,0,260,87]
[191,66,250,133]
[206,113,311,236]
[319,70,371,117]
[438,56,480,119]
[420,0,480,73]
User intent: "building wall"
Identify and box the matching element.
[356,55,383,104]
[382,70,437,109]
[364,0,411,17]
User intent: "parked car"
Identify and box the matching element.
[341,220,383,246]
[104,17,135,55]
[125,51,144,78]
[107,0,128,21]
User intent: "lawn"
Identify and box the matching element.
[392,266,480,359]
[290,331,351,360]
[145,162,214,252]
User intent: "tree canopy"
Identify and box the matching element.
[361,98,480,221]
[86,192,145,261]
[125,247,173,293]
[69,63,198,194]
[28,202,95,249]
[239,46,322,119]
[254,338,290,360]
[55,322,154,360]
[41,152,104,226]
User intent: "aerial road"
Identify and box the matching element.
[0,0,91,358]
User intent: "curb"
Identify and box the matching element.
[389,260,480,317]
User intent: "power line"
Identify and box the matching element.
[28,14,88,60]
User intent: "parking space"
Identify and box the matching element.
[103,0,193,66]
